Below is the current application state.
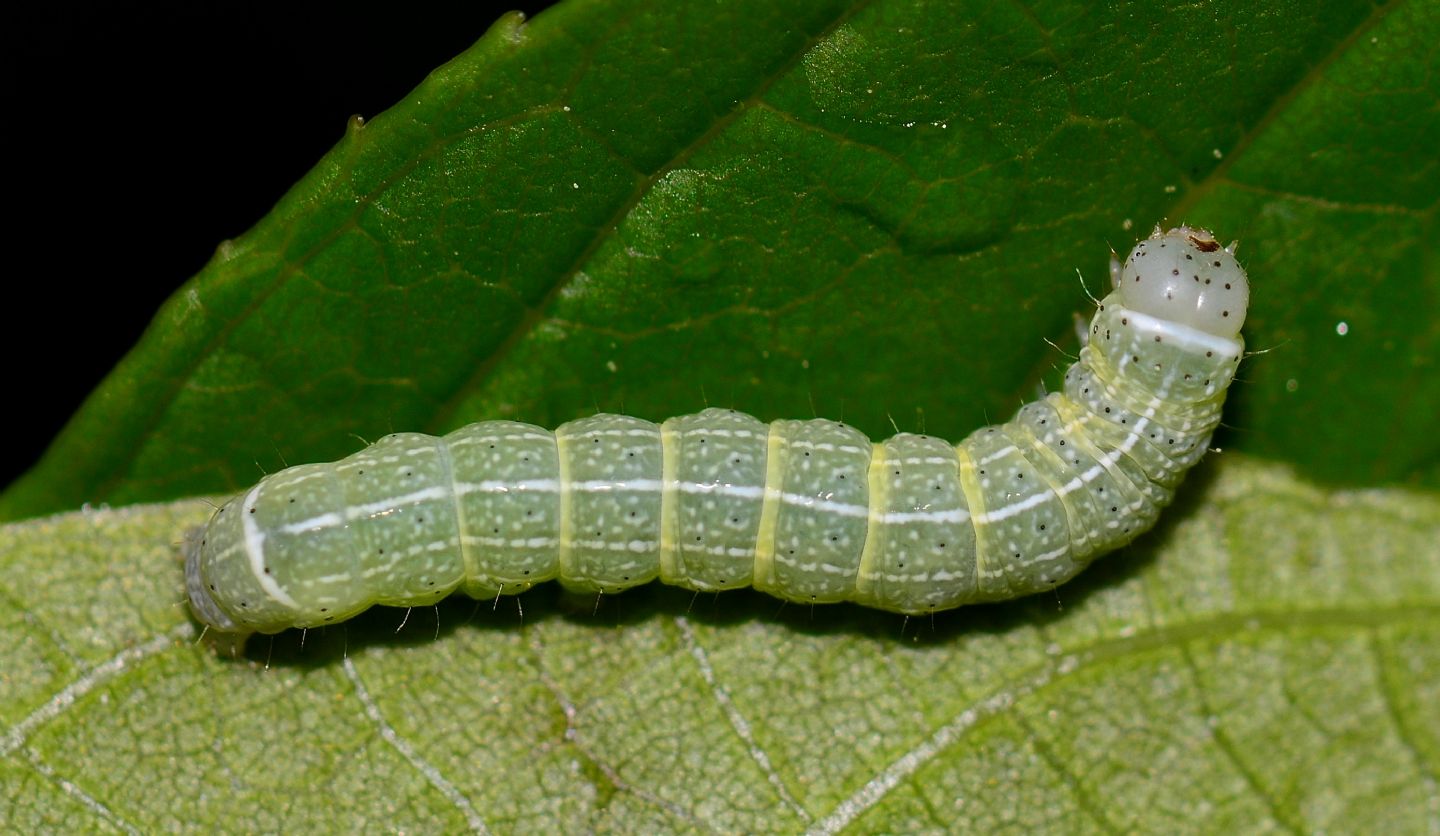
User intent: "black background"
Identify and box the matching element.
[6,2,555,492]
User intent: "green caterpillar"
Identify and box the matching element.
[186,226,1248,637]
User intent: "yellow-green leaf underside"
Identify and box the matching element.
[3,456,1437,831]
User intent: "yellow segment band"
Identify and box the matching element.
[852,442,889,604]
[554,427,575,580]
[751,421,785,593]
[657,420,682,584]
[954,442,986,599]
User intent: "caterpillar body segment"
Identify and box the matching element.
[186,226,1248,636]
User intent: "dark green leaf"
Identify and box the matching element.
[4,0,1435,521]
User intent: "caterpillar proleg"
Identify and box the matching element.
[185,225,1248,636]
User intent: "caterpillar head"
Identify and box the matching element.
[1118,225,1249,338]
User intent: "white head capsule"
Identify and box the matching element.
[1118,225,1249,338]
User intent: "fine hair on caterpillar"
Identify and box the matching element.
[185,225,1249,642]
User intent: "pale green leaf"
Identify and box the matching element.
[2,456,1436,831]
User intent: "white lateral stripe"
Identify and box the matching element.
[271,475,987,537]
[348,486,451,520]
[882,508,971,524]
[763,488,867,519]
[278,511,343,534]
[974,489,1052,523]
[265,408,1168,545]
[278,486,451,534]
[977,445,1018,465]
[242,483,300,609]
[1124,308,1242,356]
